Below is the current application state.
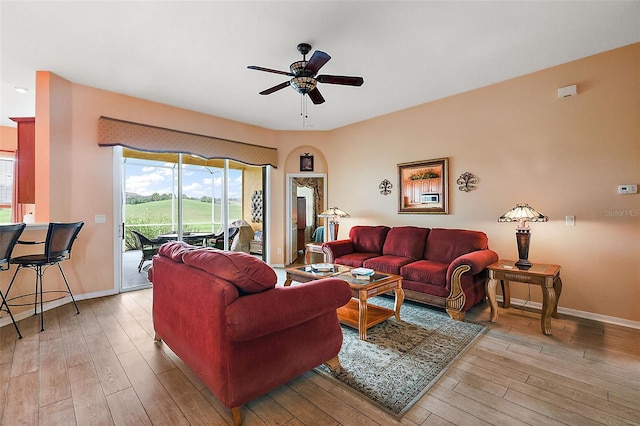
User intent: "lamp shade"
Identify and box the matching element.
[318,207,350,219]
[498,203,548,228]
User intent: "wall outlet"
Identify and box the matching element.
[277,248,282,254]
[618,184,638,194]
[95,214,106,223]
[565,215,575,226]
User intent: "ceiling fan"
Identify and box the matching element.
[247,43,364,105]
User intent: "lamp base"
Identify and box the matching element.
[328,221,339,241]
[515,259,532,270]
[515,229,532,270]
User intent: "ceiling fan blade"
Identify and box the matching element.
[248,65,294,77]
[317,75,364,86]
[259,81,291,95]
[308,88,325,105]
[304,50,331,74]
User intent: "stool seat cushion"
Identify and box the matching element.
[11,253,65,265]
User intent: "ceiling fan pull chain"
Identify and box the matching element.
[301,94,309,127]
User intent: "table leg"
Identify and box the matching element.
[501,280,511,308]
[486,277,498,322]
[284,276,292,287]
[305,249,311,264]
[393,286,405,322]
[358,291,368,340]
[552,276,562,318]
[541,276,557,335]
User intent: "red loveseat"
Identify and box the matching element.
[322,226,498,320]
[149,242,351,425]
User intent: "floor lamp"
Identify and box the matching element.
[318,207,350,241]
[498,203,548,270]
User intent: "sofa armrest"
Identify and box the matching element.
[445,249,499,320]
[321,240,354,263]
[446,249,499,280]
[226,278,352,341]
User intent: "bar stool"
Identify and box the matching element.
[0,223,27,338]
[6,221,84,332]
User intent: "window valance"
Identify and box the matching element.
[98,116,277,168]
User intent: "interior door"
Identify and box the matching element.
[290,182,298,264]
[297,196,306,257]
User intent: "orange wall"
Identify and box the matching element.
[324,43,639,322]
[0,126,17,152]
[15,43,640,324]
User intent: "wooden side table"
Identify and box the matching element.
[305,242,325,264]
[249,239,263,254]
[486,260,562,335]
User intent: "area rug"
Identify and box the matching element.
[315,297,487,418]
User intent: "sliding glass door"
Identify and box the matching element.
[119,149,262,291]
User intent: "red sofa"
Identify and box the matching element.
[322,226,498,320]
[149,242,351,426]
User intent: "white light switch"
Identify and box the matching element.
[95,214,106,223]
[565,215,575,226]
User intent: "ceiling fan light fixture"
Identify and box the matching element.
[290,76,317,94]
[290,61,307,75]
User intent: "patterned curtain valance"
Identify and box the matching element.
[98,116,277,168]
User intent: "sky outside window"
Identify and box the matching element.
[125,159,243,200]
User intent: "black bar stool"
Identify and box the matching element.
[5,222,84,332]
[0,223,27,338]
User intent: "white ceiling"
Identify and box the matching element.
[2,1,639,131]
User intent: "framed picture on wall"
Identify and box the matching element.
[300,153,314,172]
[398,157,449,214]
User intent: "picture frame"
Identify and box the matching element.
[300,153,314,172]
[398,157,449,214]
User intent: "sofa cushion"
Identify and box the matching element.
[423,228,488,264]
[363,255,414,275]
[382,226,430,259]
[335,252,380,268]
[182,248,277,294]
[157,241,199,262]
[401,260,449,288]
[349,226,390,254]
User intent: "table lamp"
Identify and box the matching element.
[318,207,350,241]
[498,203,548,270]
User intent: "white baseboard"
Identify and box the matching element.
[496,295,640,330]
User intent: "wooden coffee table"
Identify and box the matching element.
[285,264,404,340]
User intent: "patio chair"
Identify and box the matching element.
[131,230,165,273]
[7,221,84,332]
[211,227,239,250]
[0,223,27,338]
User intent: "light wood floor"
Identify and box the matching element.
[1,288,639,425]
